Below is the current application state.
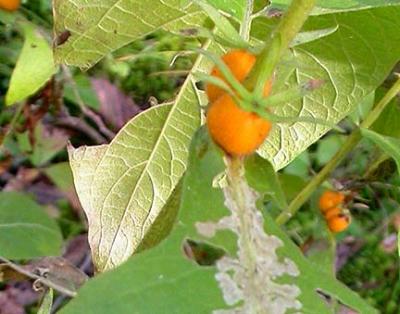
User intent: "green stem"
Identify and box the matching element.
[245,0,316,93]
[276,76,400,225]
[240,0,254,41]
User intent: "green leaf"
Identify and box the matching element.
[38,289,53,314]
[53,0,203,69]
[371,91,400,138]
[349,91,375,125]
[0,192,62,259]
[206,0,246,20]
[245,154,288,209]
[69,66,201,271]
[279,173,307,201]
[315,134,346,166]
[44,162,74,193]
[361,128,400,175]
[6,22,56,106]
[270,0,400,15]
[194,0,249,48]
[255,6,400,169]
[61,127,377,313]
[63,74,100,110]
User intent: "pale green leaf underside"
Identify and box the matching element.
[258,6,400,169]
[0,192,62,259]
[69,81,201,271]
[6,22,56,106]
[53,0,204,69]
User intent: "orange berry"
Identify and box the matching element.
[324,207,342,220]
[206,93,272,156]
[0,0,20,11]
[319,190,345,213]
[205,49,272,103]
[327,214,350,233]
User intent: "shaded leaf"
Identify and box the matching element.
[6,22,56,106]
[245,154,288,209]
[371,92,400,138]
[0,192,62,259]
[44,162,74,193]
[361,128,400,175]
[63,74,100,110]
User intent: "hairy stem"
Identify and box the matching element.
[276,76,400,225]
[245,0,316,93]
[226,157,261,313]
[240,0,254,41]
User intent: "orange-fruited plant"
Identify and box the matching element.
[206,93,272,156]
[206,50,272,102]
[0,0,20,11]
[205,50,273,156]
[319,190,345,212]
[319,190,350,233]
[327,214,351,233]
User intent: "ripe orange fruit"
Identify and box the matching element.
[206,93,272,156]
[205,49,272,103]
[0,0,20,11]
[327,214,350,233]
[324,207,342,220]
[319,190,345,213]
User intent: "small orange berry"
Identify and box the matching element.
[205,49,272,103]
[327,214,350,233]
[324,207,342,220]
[206,93,272,156]
[0,0,20,11]
[319,190,345,213]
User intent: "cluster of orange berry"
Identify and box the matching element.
[0,0,20,11]
[319,190,351,233]
[206,50,272,156]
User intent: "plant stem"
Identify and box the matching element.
[276,76,400,225]
[245,0,316,93]
[0,256,76,297]
[226,157,261,313]
[240,0,254,41]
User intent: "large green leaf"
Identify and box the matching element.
[0,192,62,259]
[270,0,400,14]
[6,22,56,106]
[53,0,204,68]
[61,127,377,313]
[69,70,201,271]
[256,6,400,169]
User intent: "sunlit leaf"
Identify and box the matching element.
[6,22,56,106]
[255,6,400,169]
[69,76,201,271]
